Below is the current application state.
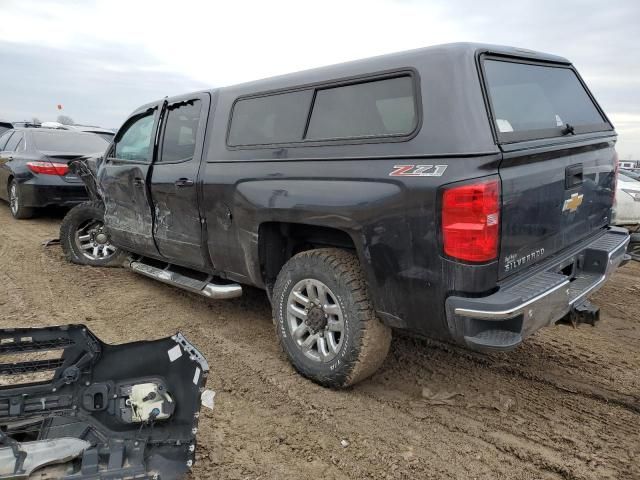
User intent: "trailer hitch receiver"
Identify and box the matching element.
[570,299,600,326]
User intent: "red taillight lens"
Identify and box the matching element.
[442,178,500,262]
[27,161,69,176]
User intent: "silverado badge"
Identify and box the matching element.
[563,192,584,213]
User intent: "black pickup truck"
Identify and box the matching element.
[59,43,629,388]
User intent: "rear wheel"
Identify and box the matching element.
[8,179,34,219]
[272,248,392,388]
[60,201,128,267]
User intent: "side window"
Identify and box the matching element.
[4,133,23,152]
[158,100,202,163]
[113,112,156,162]
[0,131,13,151]
[227,90,313,146]
[306,76,417,140]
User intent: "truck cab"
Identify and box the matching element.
[61,43,629,388]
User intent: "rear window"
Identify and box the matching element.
[88,132,115,142]
[0,131,13,151]
[483,59,610,142]
[4,132,22,152]
[32,131,108,153]
[227,74,418,147]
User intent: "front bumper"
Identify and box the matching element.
[445,227,630,351]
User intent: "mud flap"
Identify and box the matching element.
[0,325,210,479]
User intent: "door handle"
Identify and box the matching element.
[175,178,195,188]
[565,164,583,189]
[133,177,144,187]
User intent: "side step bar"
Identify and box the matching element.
[128,260,242,300]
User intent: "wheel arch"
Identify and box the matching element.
[258,222,359,297]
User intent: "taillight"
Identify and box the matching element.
[27,161,69,176]
[442,178,500,262]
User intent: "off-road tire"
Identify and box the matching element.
[60,201,128,267]
[272,248,392,388]
[8,179,35,219]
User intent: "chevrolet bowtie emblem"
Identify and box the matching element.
[563,192,584,213]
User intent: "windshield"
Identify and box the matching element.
[32,131,108,153]
[484,59,611,142]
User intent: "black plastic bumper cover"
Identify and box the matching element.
[0,325,210,479]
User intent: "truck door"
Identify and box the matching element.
[99,104,161,256]
[149,93,210,269]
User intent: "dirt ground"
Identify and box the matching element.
[0,205,638,480]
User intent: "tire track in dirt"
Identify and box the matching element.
[180,313,560,480]
[404,335,640,415]
[370,338,638,479]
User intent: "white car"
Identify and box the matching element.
[614,172,640,226]
[613,172,640,259]
[40,122,116,142]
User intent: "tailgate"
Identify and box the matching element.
[480,55,617,279]
[499,141,616,279]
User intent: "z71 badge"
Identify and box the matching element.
[389,164,448,177]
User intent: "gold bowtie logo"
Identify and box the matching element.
[563,192,584,213]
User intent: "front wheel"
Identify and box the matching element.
[60,201,128,267]
[272,248,392,388]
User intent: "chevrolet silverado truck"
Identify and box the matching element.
[58,43,629,388]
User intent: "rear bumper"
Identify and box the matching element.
[20,180,88,208]
[445,227,630,351]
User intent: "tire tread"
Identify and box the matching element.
[273,248,391,388]
[60,201,127,267]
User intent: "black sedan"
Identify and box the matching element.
[0,128,108,218]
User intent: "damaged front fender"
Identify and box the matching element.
[68,157,104,203]
[0,325,211,479]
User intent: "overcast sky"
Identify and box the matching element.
[1,0,638,158]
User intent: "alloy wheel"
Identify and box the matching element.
[286,279,345,363]
[9,183,18,216]
[75,219,117,261]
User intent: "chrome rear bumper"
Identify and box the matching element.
[445,227,630,351]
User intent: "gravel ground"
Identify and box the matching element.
[0,205,638,480]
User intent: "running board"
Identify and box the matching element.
[128,260,242,299]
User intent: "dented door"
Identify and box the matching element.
[149,93,211,269]
[99,104,162,256]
